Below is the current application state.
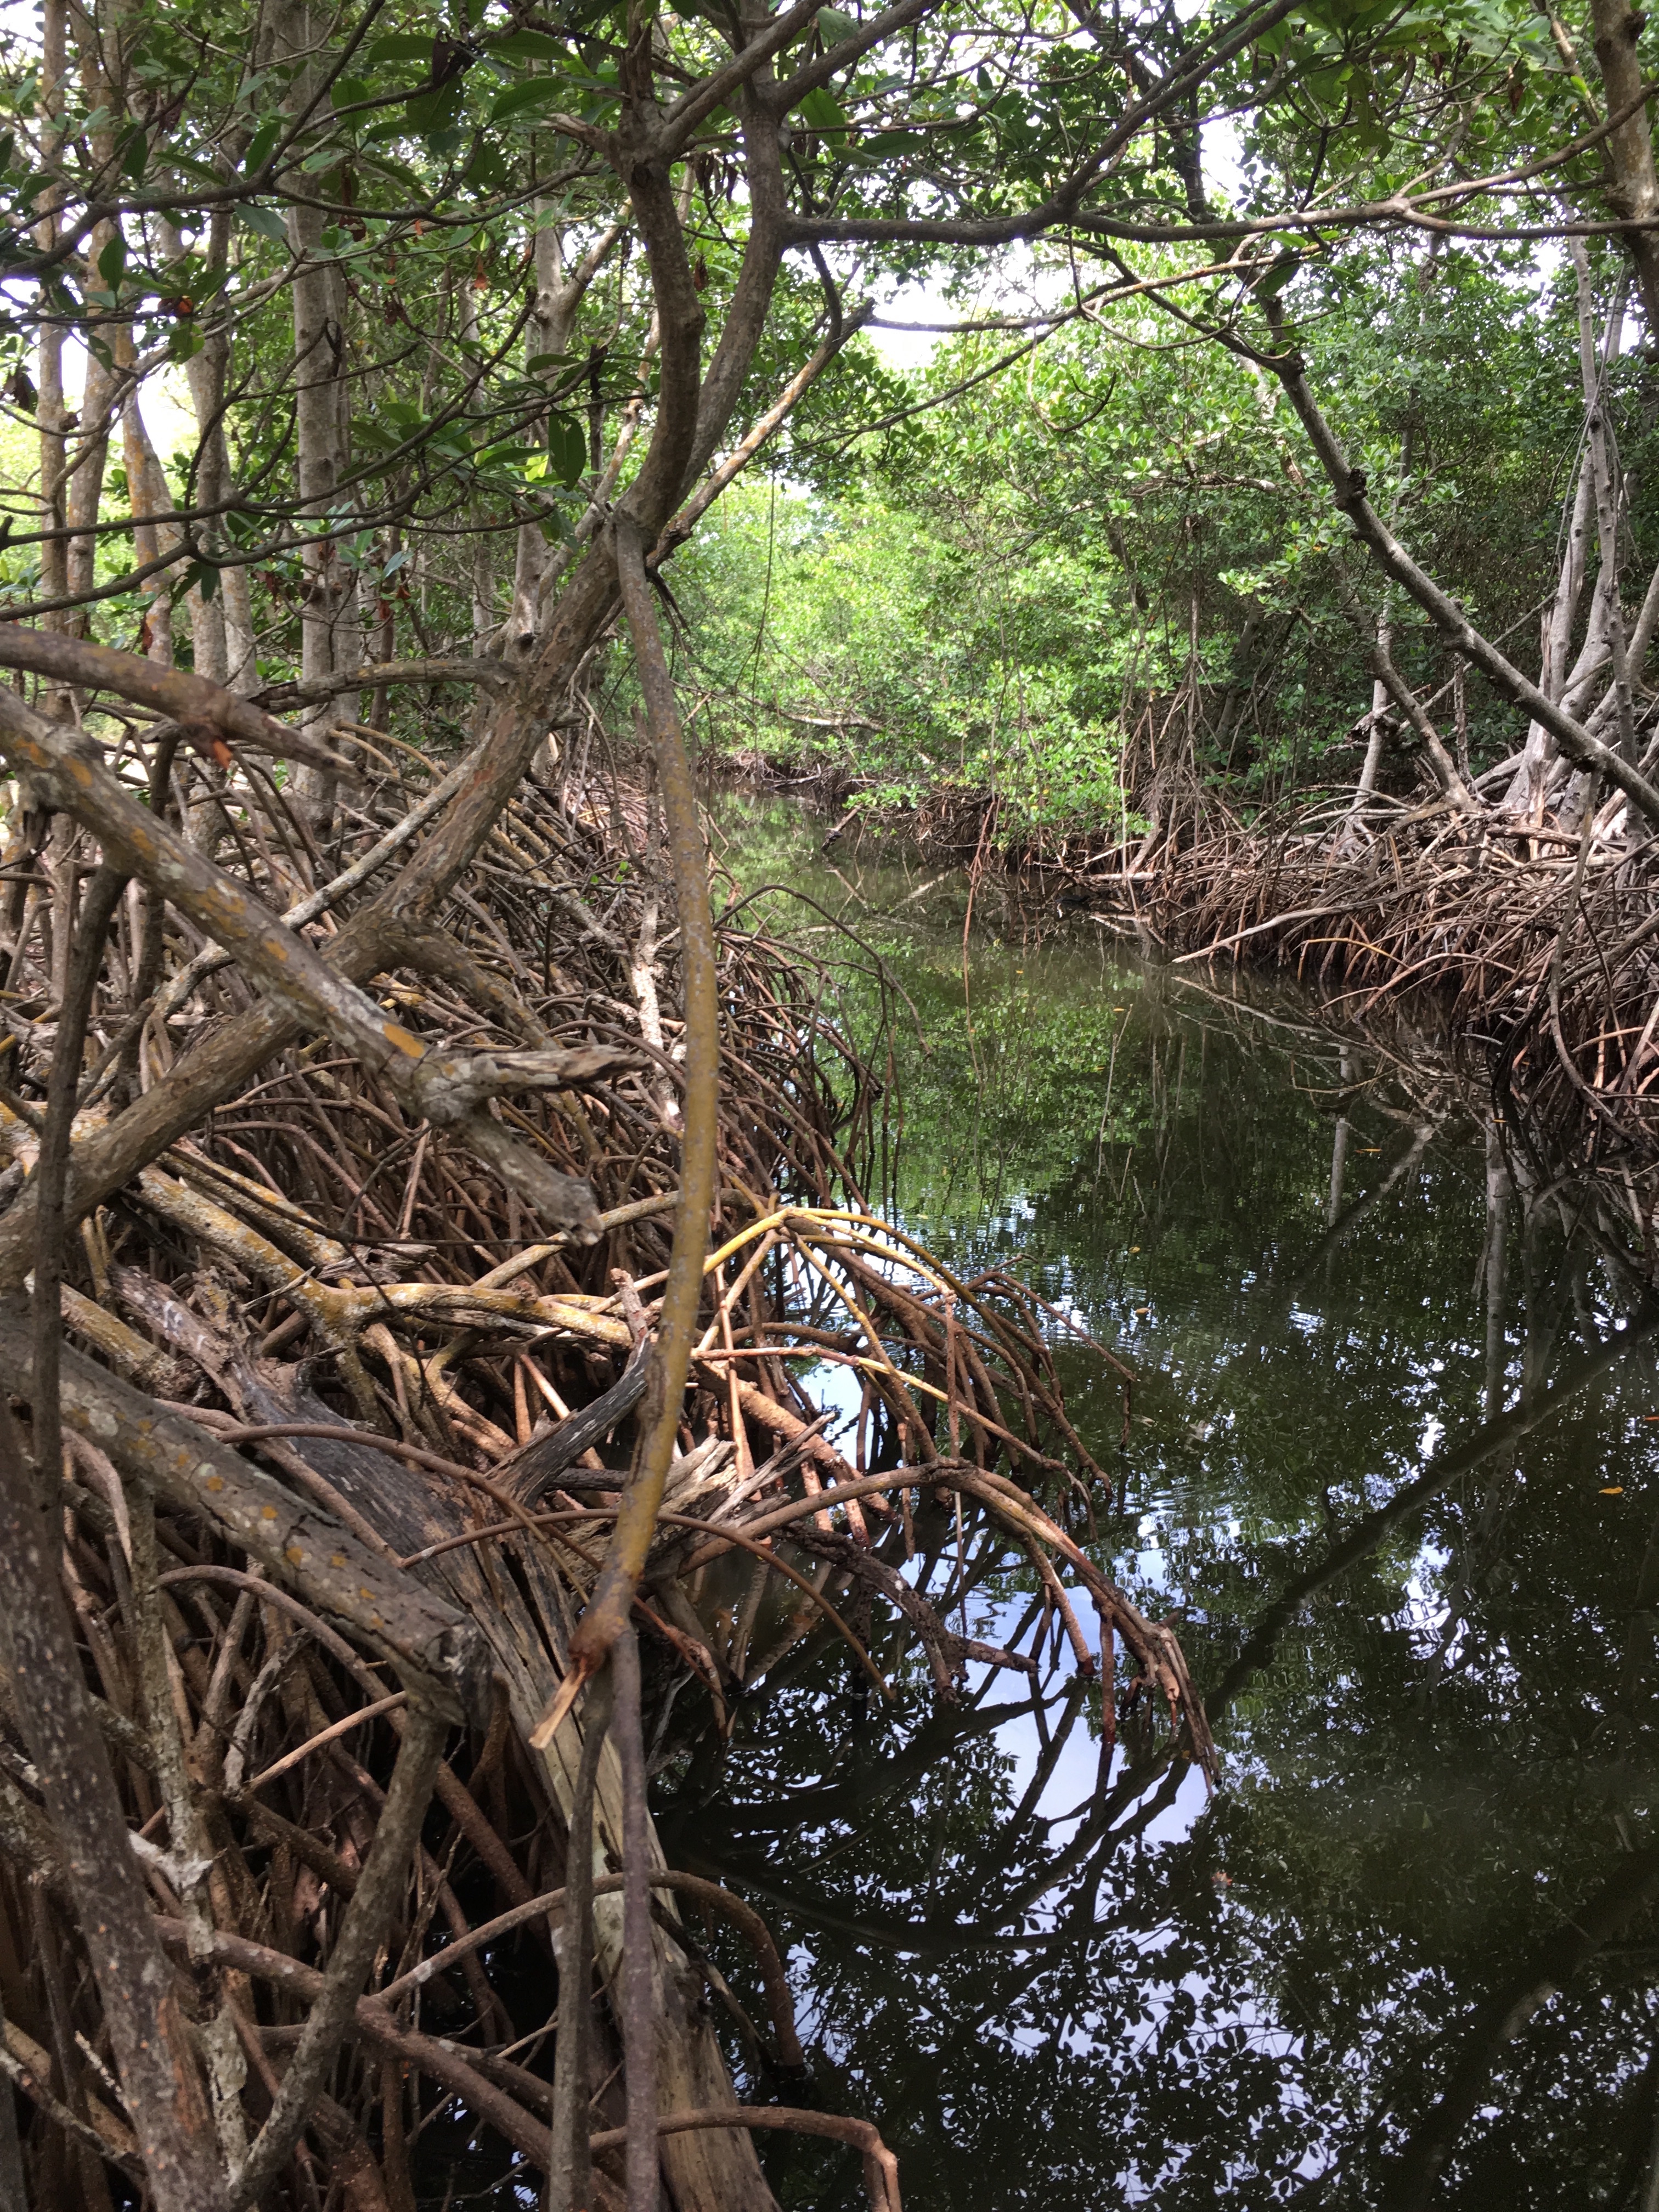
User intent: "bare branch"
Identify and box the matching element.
[0,629,346,770]
[1262,308,1659,834]
[229,1703,448,2210]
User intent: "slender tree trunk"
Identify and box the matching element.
[1573,244,1637,776]
[123,383,180,668]
[507,202,626,660]
[1341,244,1438,837]
[507,202,566,658]
[1588,0,1659,336]
[370,522,399,732]
[275,0,349,830]
[460,286,496,651]
[63,318,117,624]
[1351,613,1392,819]
[63,5,125,631]
[36,0,72,731]
[160,213,233,685]
[1504,282,1627,817]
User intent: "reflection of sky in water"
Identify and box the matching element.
[682,804,1659,2209]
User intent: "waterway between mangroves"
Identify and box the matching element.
[440,794,1659,2210]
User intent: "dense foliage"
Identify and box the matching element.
[0,0,1648,797]
[679,236,1659,833]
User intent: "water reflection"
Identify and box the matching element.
[657,798,1659,2210]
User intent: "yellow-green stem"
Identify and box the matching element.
[560,515,720,1685]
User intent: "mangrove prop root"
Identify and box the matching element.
[0,641,1215,2212]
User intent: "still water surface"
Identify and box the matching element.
[658,798,1659,2210]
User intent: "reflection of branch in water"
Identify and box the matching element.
[1207,1304,1659,1727]
[1328,1051,1353,1227]
[678,1692,1031,1839]
[954,1761,1198,2037]
[1380,1836,1659,2212]
[1483,1121,1511,1419]
[690,1673,1192,1966]
[1290,1121,1438,1293]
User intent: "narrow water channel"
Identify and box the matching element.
[656,797,1659,2211]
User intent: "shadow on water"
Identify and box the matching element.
[646,796,1659,2211]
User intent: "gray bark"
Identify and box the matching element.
[506,206,625,660]
[159,212,234,687]
[275,0,351,827]
[1502,280,1627,817]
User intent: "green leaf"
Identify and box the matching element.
[798,85,850,137]
[817,7,858,41]
[489,29,568,61]
[237,202,290,242]
[1250,251,1300,301]
[549,410,585,487]
[407,81,466,135]
[859,129,918,160]
[364,32,438,65]
[489,77,571,122]
[170,153,230,188]
[466,137,508,190]
[242,116,281,173]
[357,148,424,191]
[97,234,126,288]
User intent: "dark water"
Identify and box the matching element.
[652,797,1659,2211]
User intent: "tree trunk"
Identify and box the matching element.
[122,387,179,669]
[1350,613,1392,820]
[36,0,71,721]
[160,213,233,686]
[1502,452,1596,819]
[63,6,125,631]
[275,0,350,830]
[1588,0,1659,337]
[507,203,625,662]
